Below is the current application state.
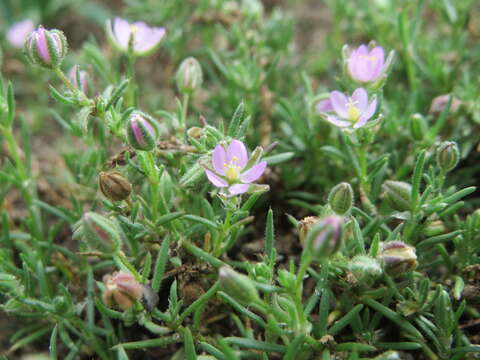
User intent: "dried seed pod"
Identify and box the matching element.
[102,271,144,310]
[99,171,132,201]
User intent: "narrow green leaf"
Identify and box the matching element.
[152,236,171,292]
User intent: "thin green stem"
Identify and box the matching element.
[180,92,190,130]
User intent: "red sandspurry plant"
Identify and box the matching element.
[0,1,479,359]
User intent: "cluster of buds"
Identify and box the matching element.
[378,241,417,276]
[126,111,161,151]
[176,57,203,94]
[24,26,67,69]
[102,271,144,310]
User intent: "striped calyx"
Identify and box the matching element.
[126,111,160,151]
[24,27,67,69]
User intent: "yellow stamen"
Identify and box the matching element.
[130,25,139,34]
[360,55,377,62]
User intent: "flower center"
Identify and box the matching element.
[347,99,361,123]
[360,55,377,62]
[130,25,139,34]
[224,156,241,181]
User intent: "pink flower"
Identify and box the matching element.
[347,44,385,83]
[205,140,267,196]
[108,17,165,56]
[323,88,377,129]
[6,20,35,48]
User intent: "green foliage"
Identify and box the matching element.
[1,0,480,359]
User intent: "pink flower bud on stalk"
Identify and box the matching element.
[176,57,203,93]
[76,212,122,253]
[102,271,144,310]
[68,65,89,95]
[106,17,166,56]
[319,88,377,129]
[305,216,344,259]
[126,111,161,151]
[24,26,67,69]
[6,20,35,48]
[204,140,268,196]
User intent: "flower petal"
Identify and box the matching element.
[353,116,368,129]
[330,91,348,118]
[363,96,377,120]
[228,184,250,195]
[212,145,227,175]
[351,88,368,112]
[205,169,228,187]
[327,115,351,128]
[133,22,165,53]
[316,99,334,113]
[241,161,267,183]
[113,17,131,49]
[226,140,248,168]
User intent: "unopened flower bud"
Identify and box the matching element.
[382,180,411,212]
[422,220,447,237]
[24,26,67,69]
[278,269,296,291]
[349,255,382,285]
[328,182,354,215]
[436,141,459,173]
[176,57,203,93]
[305,216,343,259]
[99,171,132,201]
[126,111,160,151]
[68,65,89,95]
[298,216,319,245]
[429,94,461,116]
[378,241,417,276]
[80,212,122,253]
[409,113,428,141]
[219,266,260,305]
[102,271,144,310]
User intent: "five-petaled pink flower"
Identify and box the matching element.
[108,17,165,56]
[324,88,377,129]
[205,140,267,196]
[348,44,385,83]
[6,19,35,48]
